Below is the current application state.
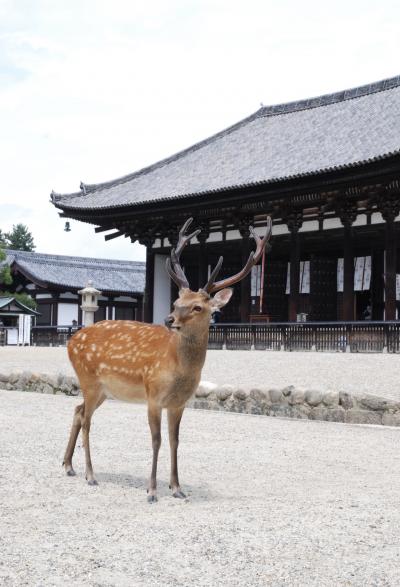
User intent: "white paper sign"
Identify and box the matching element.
[286,261,310,294]
[396,275,400,301]
[251,265,261,296]
[337,258,344,292]
[300,261,310,294]
[363,256,371,290]
[354,257,364,291]
[337,256,371,292]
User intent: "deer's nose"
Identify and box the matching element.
[165,315,174,327]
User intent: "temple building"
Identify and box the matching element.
[2,250,145,326]
[51,76,400,324]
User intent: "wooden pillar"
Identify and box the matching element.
[337,203,357,321]
[371,249,384,320]
[143,243,155,323]
[197,229,209,290]
[287,213,302,322]
[381,198,399,320]
[342,221,354,321]
[385,219,396,320]
[239,226,251,322]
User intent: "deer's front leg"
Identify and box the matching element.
[168,405,186,499]
[147,402,162,503]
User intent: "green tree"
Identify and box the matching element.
[5,224,35,251]
[0,247,12,285]
[0,290,37,309]
[0,229,7,246]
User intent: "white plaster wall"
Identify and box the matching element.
[57,303,78,325]
[153,254,171,324]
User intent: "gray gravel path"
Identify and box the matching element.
[1,346,400,399]
[1,390,400,586]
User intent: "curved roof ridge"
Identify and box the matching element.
[259,75,400,117]
[8,249,145,267]
[72,110,264,197]
[51,74,400,211]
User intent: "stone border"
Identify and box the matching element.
[188,382,400,427]
[0,371,80,397]
[1,371,400,427]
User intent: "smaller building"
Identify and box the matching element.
[2,250,145,326]
[0,296,40,345]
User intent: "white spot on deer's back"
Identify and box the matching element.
[91,344,97,351]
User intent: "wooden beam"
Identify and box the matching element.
[104,230,125,241]
[95,225,114,233]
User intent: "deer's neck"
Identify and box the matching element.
[175,328,209,373]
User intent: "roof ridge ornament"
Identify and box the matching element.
[80,182,87,195]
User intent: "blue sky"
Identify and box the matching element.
[0,0,400,260]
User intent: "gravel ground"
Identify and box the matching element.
[1,389,400,586]
[1,346,400,399]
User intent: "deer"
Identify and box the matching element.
[63,216,272,502]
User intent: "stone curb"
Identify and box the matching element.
[1,371,400,427]
[187,382,400,427]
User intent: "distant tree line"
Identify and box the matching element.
[0,223,35,251]
[0,224,36,308]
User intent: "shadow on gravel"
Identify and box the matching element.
[95,471,215,502]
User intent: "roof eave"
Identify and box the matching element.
[52,151,400,218]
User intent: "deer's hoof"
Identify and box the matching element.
[172,490,187,499]
[66,469,76,477]
[87,479,98,486]
[147,495,158,504]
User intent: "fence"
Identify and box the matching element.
[17,322,400,353]
[208,321,400,353]
[30,325,82,347]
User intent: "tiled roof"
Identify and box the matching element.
[0,296,40,315]
[51,76,400,212]
[4,250,145,294]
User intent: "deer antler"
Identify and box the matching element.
[202,216,272,294]
[166,218,201,290]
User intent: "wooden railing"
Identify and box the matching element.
[31,325,82,347]
[208,321,400,353]
[28,322,400,353]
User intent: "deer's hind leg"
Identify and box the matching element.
[63,402,84,476]
[63,386,105,484]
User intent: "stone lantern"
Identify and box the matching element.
[79,280,101,327]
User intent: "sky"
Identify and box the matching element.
[1,0,400,262]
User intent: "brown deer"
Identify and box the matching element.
[63,217,272,502]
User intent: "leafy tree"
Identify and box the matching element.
[0,247,12,285]
[0,290,37,310]
[0,229,7,246]
[4,224,35,251]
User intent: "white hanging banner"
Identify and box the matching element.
[337,256,371,292]
[17,314,31,345]
[300,261,310,294]
[18,314,24,345]
[24,315,31,345]
[286,261,310,294]
[286,262,291,294]
[337,258,344,292]
[251,265,261,296]
[354,257,364,291]
[396,275,400,301]
[363,256,371,290]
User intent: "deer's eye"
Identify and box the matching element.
[193,305,202,312]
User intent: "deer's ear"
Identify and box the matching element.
[211,288,233,309]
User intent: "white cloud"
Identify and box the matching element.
[0,0,399,261]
